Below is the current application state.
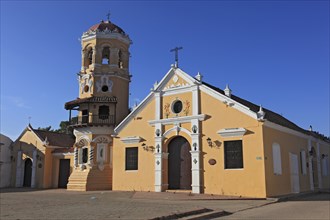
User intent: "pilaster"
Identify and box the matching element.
[316,143,322,189]
[190,150,201,194]
[15,150,23,187]
[31,149,37,188]
[308,139,314,190]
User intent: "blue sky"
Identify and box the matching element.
[1,0,329,140]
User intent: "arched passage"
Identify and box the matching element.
[23,158,32,187]
[168,136,192,190]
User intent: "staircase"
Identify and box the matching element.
[67,166,112,191]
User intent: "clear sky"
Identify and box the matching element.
[1,0,329,140]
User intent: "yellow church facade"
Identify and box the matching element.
[112,67,330,198]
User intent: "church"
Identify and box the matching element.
[11,18,330,198]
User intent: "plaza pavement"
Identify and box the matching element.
[0,188,328,219]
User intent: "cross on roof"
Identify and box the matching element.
[106,11,111,21]
[170,46,183,68]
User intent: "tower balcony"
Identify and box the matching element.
[69,115,115,127]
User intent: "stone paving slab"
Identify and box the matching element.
[0,188,274,219]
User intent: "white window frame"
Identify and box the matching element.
[272,143,282,175]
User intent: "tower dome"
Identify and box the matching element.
[87,20,126,35]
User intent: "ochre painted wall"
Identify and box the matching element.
[262,125,330,197]
[199,91,266,198]
[113,99,156,191]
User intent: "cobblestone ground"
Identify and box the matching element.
[0,188,273,220]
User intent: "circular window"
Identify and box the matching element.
[102,85,109,92]
[172,100,183,114]
[84,85,89,93]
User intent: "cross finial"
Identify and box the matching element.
[28,116,32,125]
[106,11,111,21]
[170,46,183,68]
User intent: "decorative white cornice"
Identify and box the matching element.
[120,136,142,144]
[217,128,247,137]
[162,84,197,96]
[149,114,206,126]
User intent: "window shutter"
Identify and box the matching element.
[272,143,282,175]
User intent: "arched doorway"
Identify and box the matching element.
[23,158,32,187]
[168,136,192,190]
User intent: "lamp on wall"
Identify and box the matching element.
[142,143,154,152]
[192,125,198,134]
[155,129,161,137]
[206,137,213,147]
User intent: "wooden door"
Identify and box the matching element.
[58,159,70,188]
[168,136,191,190]
[23,158,32,187]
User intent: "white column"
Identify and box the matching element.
[154,152,163,192]
[31,150,37,188]
[154,127,163,192]
[190,150,201,194]
[74,147,78,168]
[192,86,199,115]
[190,118,201,194]
[15,151,23,187]
[308,139,314,190]
[316,143,322,189]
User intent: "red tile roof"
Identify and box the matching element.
[33,129,75,148]
[88,20,125,34]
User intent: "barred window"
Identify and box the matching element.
[125,147,138,170]
[224,140,243,169]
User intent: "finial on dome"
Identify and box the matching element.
[224,84,232,98]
